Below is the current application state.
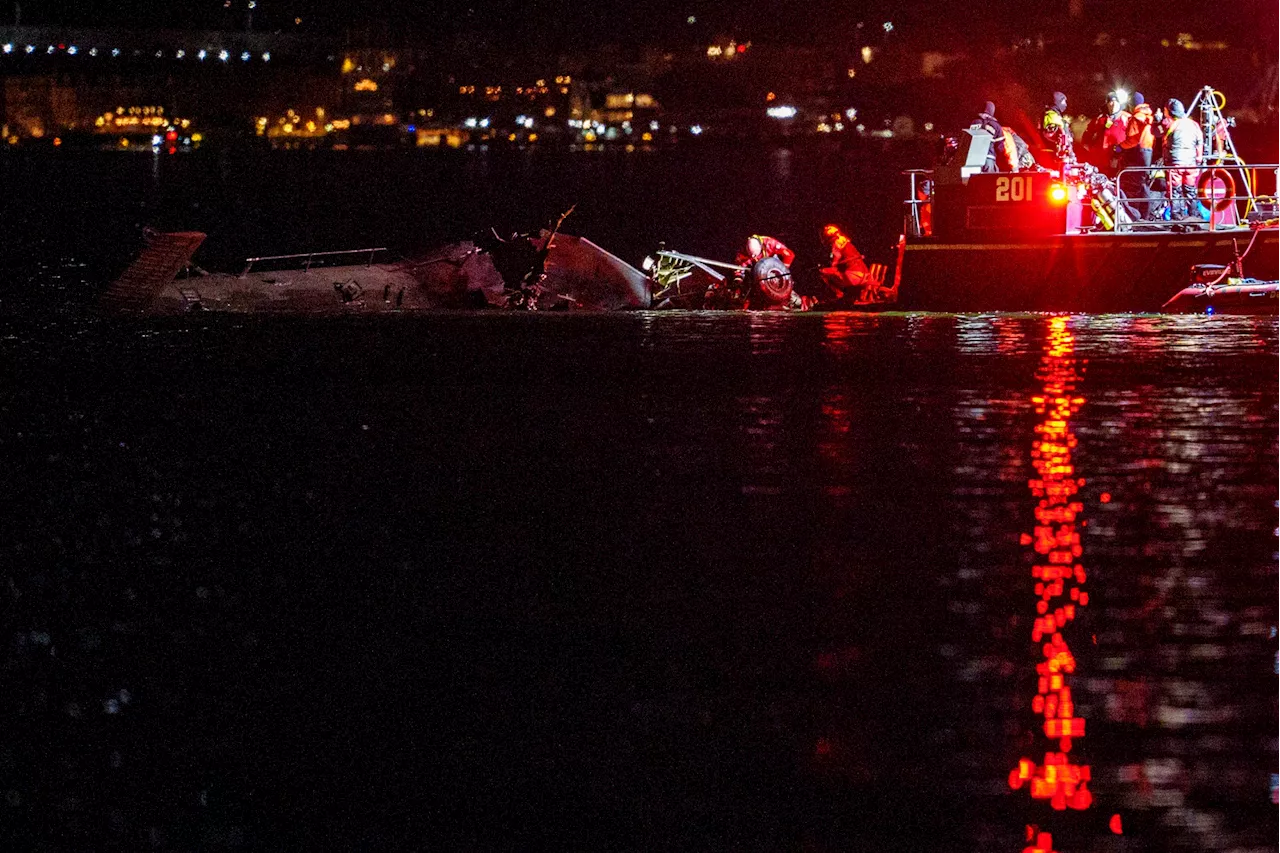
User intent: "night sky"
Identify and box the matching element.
[9,0,1278,51]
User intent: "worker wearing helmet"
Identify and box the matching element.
[1081,91,1131,175]
[818,224,871,304]
[708,234,796,308]
[1040,92,1075,171]
[736,234,795,269]
[1119,92,1157,219]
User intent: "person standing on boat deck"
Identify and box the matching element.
[1082,91,1131,175]
[1163,99,1204,219]
[1119,93,1157,219]
[970,102,1015,172]
[1041,91,1075,171]
[818,224,871,303]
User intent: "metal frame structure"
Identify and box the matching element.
[241,247,386,276]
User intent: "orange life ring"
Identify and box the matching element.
[1196,168,1236,213]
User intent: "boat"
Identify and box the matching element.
[1161,262,1279,315]
[896,86,1280,313]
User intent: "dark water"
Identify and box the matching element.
[2,309,1276,852]
[2,148,1278,850]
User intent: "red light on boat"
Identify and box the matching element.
[1049,183,1068,204]
[1109,813,1123,834]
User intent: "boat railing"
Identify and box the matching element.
[241,247,388,276]
[902,169,934,238]
[1113,163,1278,233]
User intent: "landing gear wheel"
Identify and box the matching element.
[747,256,794,307]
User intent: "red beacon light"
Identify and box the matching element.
[1049,183,1068,204]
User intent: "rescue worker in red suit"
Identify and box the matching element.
[706,234,795,308]
[736,234,795,270]
[818,224,871,303]
[1081,91,1131,176]
[1119,92,1156,219]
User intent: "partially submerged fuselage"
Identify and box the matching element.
[102,230,651,314]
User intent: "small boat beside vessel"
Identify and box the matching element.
[1161,260,1279,315]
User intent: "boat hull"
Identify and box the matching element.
[1162,281,1279,315]
[899,227,1279,313]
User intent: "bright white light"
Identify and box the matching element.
[262,52,270,61]
[516,115,527,125]
[24,44,35,53]
[151,134,162,147]
[686,15,696,23]
[89,47,98,56]
[479,118,490,128]
[248,1,257,7]
[834,122,844,131]
[649,120,659,131]
[883,21,894,32]
[155,51,163,58]
[218,49,229,61]
[47,45,55,54]
[111,48,120,56]
[197,49,207,60]
[2,44,11,54]
[464,118,478,128]
[690,125,703,135]
[1114,88,1129,104]
[766,105,797,119]
[523,118,534,129]
[240,51,250,61]
[176,49,185,59]
[924,122,934,131]
[845,108,857,120]
[67,46,77,55]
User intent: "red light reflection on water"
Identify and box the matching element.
[1009,317,1092,853]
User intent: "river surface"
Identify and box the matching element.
[1,149,1277,852]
